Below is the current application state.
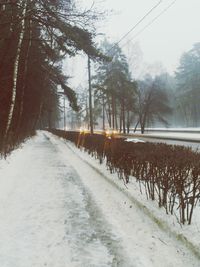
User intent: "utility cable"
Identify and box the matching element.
[107,0,163,54]
[120,0,178,50]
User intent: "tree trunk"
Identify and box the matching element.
[114,98,118,130]
[141,122,145,134]
[48,110,52,129]
[5,0,28,137]
[88,56,93,134]
[102,94,105,130]
[127,110,130,133]
[134,118,140,132]
[119,108,122,133]
[111,95,115,129]
[122,99,126,134]
[107,98,112,128]
[33,102,43,130]
[17,18,32,135]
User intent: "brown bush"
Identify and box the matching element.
[49,129,200,225]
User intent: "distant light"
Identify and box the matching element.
[112,130,118,135]
[79,127,84,133]
[80,128,89,134]
[105,130,111,136]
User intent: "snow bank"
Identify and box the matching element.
[125,138,146,143]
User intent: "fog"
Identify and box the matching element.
[86,0,200,72]
[62,0,200,129]
[64,0,200,87]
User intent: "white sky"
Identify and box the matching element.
[64,0,200,87]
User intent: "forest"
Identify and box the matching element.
[1,0,200,155]
[68,40,200,133]
[0,0,103,154]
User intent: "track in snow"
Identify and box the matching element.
[0,131,199,267]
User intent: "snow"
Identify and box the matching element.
[134,128,200,133]
[125,138,146,143]
[125,132,200,150]
[144,132,200,141]
[0,131,199,266]
[129,131,200,143]
[51,133,200,252]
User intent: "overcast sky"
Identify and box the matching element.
[64,0,200,87]
[92,0,200,70]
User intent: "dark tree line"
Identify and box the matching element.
[0,0,103,155]
[175,43,200,127]
[73,39,171,134]
[69,41,200,132]
[93,40,137,134]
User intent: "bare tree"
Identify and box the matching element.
[135,75,172,133]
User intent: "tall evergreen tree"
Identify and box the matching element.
[0,0,103,154]
[176,43,200,126]
[94,39,137,133]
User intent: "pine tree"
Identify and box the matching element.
[0,0,104,154]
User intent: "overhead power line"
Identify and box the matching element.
[120,0,178,49]
[107,0,163,54]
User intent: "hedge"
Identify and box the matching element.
[49,129,200,225]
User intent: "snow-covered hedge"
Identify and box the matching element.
[49,129,200,225]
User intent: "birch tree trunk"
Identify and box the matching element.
[17,18,32,134]
[5,0,28,138]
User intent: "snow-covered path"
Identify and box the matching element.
[0,131,199,267]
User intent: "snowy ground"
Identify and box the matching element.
[0,131,199,267]
[143,132,200,141]
[134,127,200,133]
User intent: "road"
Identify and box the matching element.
[117,131,200,150]
[124,133,200,150]
[0,131,199,267]
[81,129,200,150]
